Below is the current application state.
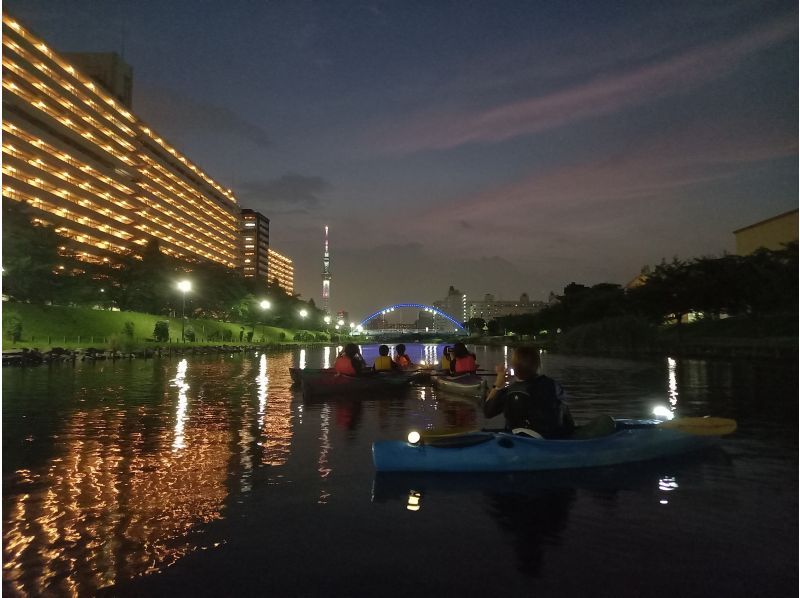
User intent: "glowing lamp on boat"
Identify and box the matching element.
[652,405,675,420]
[407,431,421,445]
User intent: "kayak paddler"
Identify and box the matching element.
[484,346,574,438]
[334,343,367,376]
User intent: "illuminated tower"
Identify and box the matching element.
[322,225,331,313]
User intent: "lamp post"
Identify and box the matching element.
[260,300,271,310]
[299,309,308,319]
[177,280,191,342]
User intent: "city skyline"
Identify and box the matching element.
[5,0,797,317]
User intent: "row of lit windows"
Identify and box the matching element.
[137,181,237,254]
[2,45,137,151]
[4,15,236,211]
[3,18,137,130]
[2,144,136,222]
[2,15,241,270]
[136,218,235,267]
[3,186,135,244]
[139,126,235,204]
[139,154,237,229]
[2,59,135,162]
[2,160,135,229]
[3,121,136,197]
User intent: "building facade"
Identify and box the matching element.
[467,293,545,320]
[432,286,468,324]
[241,209,269,280]
[267,248,294,295]
[734,209,798,255]
[2,14,241,269]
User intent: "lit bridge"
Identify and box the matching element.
[358,303,467,335]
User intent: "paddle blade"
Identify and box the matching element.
[420,427,480,440]
[661,417,737,436]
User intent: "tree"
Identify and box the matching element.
[466,317,486,334]
[2,201,60,302]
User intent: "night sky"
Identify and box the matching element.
[6,0,797,318]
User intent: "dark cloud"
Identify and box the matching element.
[238,174,331,214]
[135,84,271,150]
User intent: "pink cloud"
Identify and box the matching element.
[375,20,795,153]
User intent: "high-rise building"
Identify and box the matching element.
[433,286,467,324]
[322,225,331,313]
[241,209,269,280]
[268,248,293,295]
[62,52,133,108]
[1,14,241,269]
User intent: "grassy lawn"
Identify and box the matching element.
[1,303,324,349]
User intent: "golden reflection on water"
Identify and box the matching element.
[318,404,332,504]
[3,353,298,596]
[261,353,293,467]
[667,357,679,410]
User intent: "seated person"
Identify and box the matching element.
[440,346,453,371]
[394,344,414,369]
[334,343,366,376]
[483,346,574,439]
[373,344,396,371]
[449,342,477,375]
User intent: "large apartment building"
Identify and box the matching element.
[1,14,241,269]
[241,209,270,279]
[268,248,294,295]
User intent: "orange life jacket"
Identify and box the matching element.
[334,354,356,376]
[395,354,411,368]
[454,354,477,374]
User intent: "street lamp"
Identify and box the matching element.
[177,280,191,342]
[259,300,271,310]
[299,309,308,318]
[337,319,345,327]
[323,315,332,325]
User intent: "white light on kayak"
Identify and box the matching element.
[407,431,421,444]
[652,405,675,420]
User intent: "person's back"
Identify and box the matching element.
[491,375,574,438]
[483,347,574,438]
[335,343,365,376]
[394,344,413,369]
[334,353,357,376]
[450,342,477,374]
[373,345,395,371]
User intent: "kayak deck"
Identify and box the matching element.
[372,419,730,472]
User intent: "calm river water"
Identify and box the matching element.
[2,344,797,597]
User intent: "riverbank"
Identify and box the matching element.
[2,303,327,351]
[466,313,798,360]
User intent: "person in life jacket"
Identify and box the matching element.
[450,342,477,374]
[393,344,414,369]
[440,346,453,371]
[373,344,396,371]
[483,346,574,439]
[334,343,366,376]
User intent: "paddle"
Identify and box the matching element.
[414,416,737,443]
[659,416,737,436]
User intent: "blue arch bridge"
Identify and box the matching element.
[358,303,467,335]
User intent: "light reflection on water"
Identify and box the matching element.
[2,345,796,596]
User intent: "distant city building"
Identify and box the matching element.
[268,249,293,295]
[241,209,269,280]
[2,14,241,269]
[62,52,133,108]
[433,286,467,324]
[414,310,434,330]
[467,293,545,320]
[734,209,798,255]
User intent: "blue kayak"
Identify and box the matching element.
[372,418,733,472]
